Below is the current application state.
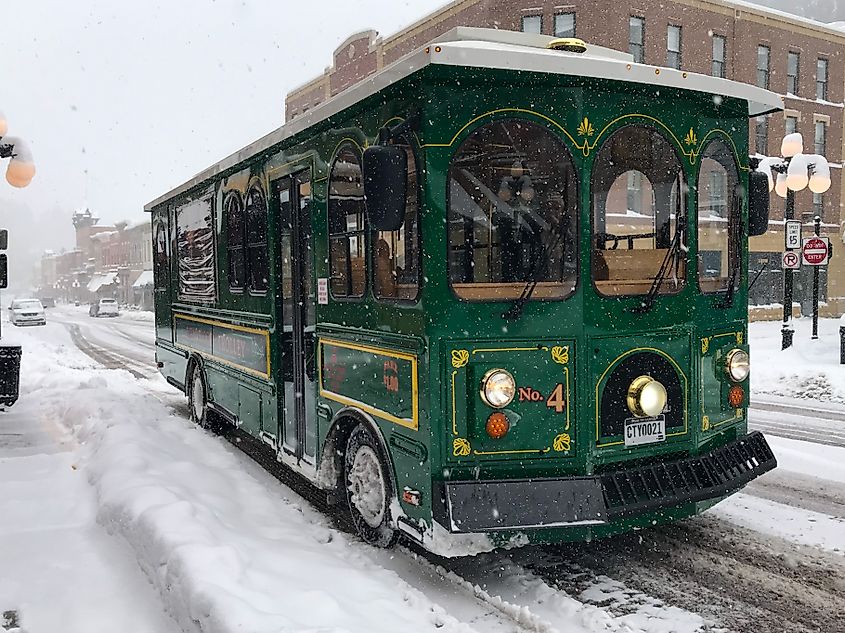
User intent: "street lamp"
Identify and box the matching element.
[0,110,35,188]
[756,133,831,350]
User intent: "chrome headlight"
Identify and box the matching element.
[725,349,750,382]
[480,369,516,408]
[627,375,668,418]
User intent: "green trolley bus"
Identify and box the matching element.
[147,28,780,555]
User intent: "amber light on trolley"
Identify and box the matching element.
[728,385,745,408]
[486,412,510,439]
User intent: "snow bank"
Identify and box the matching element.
[17,331,478,633]
[750,317,845,404]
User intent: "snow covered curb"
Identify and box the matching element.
[22,334,477,633]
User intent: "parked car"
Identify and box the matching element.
[89,298,119,317]
[8,299,46,326]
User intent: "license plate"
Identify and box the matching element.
[624,416,666,447]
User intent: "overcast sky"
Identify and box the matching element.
[0,0,443,276]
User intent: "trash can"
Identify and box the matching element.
[0,344,22,408]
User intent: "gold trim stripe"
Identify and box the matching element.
[173,313,271,378]
[318,337,419,431]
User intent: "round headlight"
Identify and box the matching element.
[627,375,668,418]
[480,369,516,409]
[726,349,750,382]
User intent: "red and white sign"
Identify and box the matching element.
[802,237,830,266]
[782,251,800,270]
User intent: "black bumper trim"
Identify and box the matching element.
[441,431,776,533]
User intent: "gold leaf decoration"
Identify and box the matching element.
[552,433,572,452]
[577,117,595,137]
[451,349,469,369]
[551,346,569,365]
[736,331,744,345]
[453,437,471,457]
[684,128,698,146]
[701,338,710,355]
[702,416,710,432]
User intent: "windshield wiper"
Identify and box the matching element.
[716,192,742,309]
[502,215,568,321]
[632,176,686,314]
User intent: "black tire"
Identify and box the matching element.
[188,363,210,428]
[344,424,398,548]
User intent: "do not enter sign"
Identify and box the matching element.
[802,237,830,266]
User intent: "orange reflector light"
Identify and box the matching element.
[728,385,745,408]
[486,412,510,439]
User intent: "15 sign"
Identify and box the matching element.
[785,220,802,250]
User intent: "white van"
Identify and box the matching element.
[9,299,46,326]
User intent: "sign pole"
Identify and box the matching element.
[812,215,821,340]
[782,188,795,350]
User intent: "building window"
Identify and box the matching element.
[667,25,681,69]
[629,17,645,63]
[554,12,575,38]
[712,35,726,78]
[787,52,800,95]
[815,120,827,156]
[813,192,824,219]
[755,116,769,155]
[817,58,829,100]
[374,140,420,302]
[176,192,216,301]
[522,15,542,34]
[757,45,770,89]
[328,146,367,298]
[245,183,268,293]
[225,192,246,290]
[785,115,798,136]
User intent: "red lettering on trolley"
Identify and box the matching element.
[383,360,399,393]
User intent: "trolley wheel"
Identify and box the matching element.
[188,363,212,429]
[344,424,398,548]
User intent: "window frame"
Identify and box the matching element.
[175,191,217,303]
[667,24,682,69]
[372,137,422,304]
[815,119,827,156]
[757,44,770,89]
[712,34,726,78]
[590,124,688,299]
[554,12,576,38]
[225,190,246,293]
[245,180,269,295]
[629,16,645,64]
[327,143,368,301]
[785,115,798,136]
[787,51,800,95]
[695,138,742,296]
[817,58,829,101]
[755,115,769,155]
[446,117,580,304]
[152,214,169,291]
[521,15,542,34]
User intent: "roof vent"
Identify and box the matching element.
[547,38,588,53]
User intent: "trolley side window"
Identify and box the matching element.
[175,192,216,302]
[373,140,420,302]
[246,182,269,294]
[591,125,687,297]
[447,119,578,302]
[697,140,741,294]
[153,212,169,291]
[225,192,246,291]
[328,146,367,298]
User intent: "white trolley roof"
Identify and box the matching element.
[146,27,783,210]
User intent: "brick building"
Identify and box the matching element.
[286,0,845,313]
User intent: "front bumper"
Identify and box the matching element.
[14,318,45,325]
[441,431,776,533]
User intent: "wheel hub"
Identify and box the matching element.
[349,445,386,528]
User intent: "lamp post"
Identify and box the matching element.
[756,133,831,350]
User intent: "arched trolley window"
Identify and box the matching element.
[373,139,420,302]
[328,146,367,298]
[591,125,687,297]
[225,192,245,291]
[447,119,578,301]
[697,140,741,294]
[245,182,269,294]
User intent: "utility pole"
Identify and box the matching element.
[812,215,821,340]
[782,176,795,349]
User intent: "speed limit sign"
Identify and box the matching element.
[782,251,800,270]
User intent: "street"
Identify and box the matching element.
[0,305,841,633]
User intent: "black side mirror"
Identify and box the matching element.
[363,145,407,232]
[748,170,770,237]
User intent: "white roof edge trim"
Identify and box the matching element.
[145,27,783,211]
